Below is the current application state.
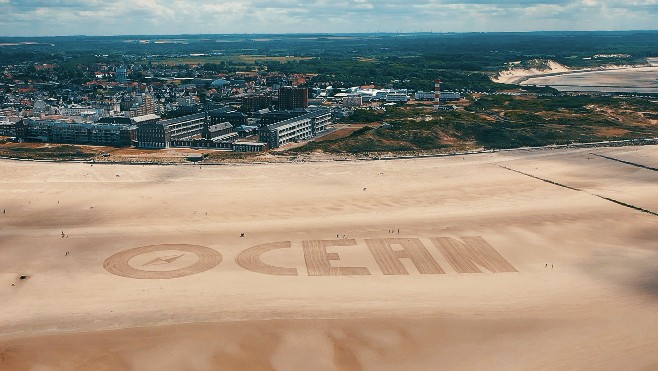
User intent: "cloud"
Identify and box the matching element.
[0,0,656,36]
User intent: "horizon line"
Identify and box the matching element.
[2,30,658,39]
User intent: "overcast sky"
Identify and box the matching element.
[0,0,657,37]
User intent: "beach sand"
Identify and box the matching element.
[521,66,658,93]
[1,146,657,370]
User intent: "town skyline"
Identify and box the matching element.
[1,0,658,37]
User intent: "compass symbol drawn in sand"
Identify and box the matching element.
[103,244,222,279]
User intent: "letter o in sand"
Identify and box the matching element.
[103,244,222,279]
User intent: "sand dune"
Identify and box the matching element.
[1,146,657,370]
[493,60,570,84]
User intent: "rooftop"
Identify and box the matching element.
[209,110,246,118]
[208,122,233,132]
[133,114,161,123]
[266,108,330,130]
[160,112,205,124]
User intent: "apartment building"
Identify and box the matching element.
[259,108,331,149]
[278,86,308,110]
[16,119,135,146]
[136,112,206,149]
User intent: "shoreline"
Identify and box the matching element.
[517,64,652,85]
[494,59,657,86]
[1,137,657,166]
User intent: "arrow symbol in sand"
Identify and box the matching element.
[143,254,185,266]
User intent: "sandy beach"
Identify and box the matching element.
[522,66,658,93]
[494,58,658,93]
[1,146,657,370]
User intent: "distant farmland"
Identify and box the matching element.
[148,55,314,66]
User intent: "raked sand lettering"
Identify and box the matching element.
[105,236,517,279]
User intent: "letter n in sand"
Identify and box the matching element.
[430,237,517,273]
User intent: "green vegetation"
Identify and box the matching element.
[203,150,260,161]
[0,143,97,160]
[147,55,313,66]
[3,32,657,91]
[266,57,513,92]
[293,95,658,154]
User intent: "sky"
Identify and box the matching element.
[0,0,657,37]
